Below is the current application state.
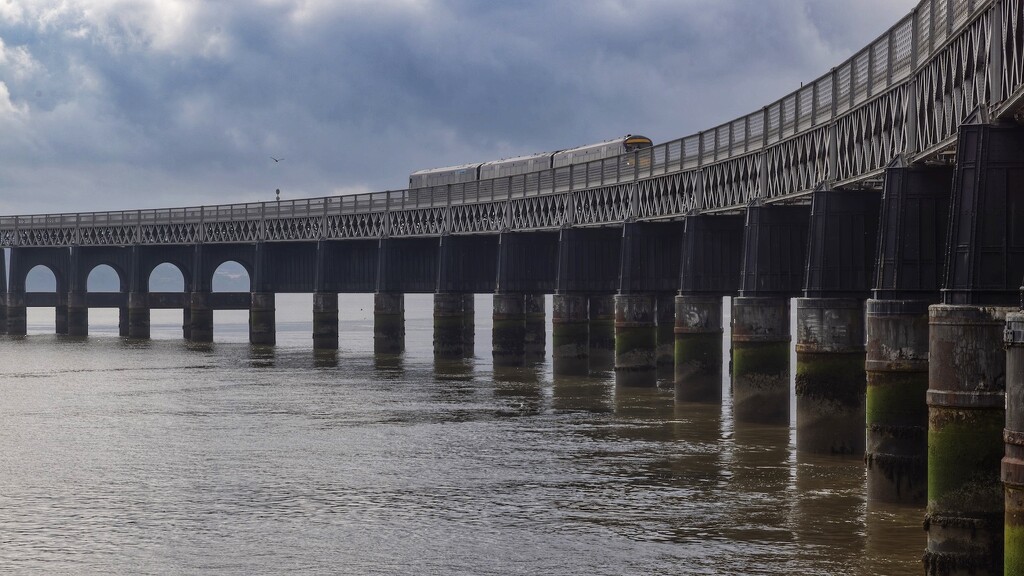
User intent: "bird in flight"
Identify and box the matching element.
[271,156,284,163]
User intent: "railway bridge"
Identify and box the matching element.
[2,0,1024,573]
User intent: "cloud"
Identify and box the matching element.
[0,0,918,214]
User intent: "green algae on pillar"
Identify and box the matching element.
[552,293,589,376]
[924,304,1009,576]
[373,292,405,354]
[1003,311,1024,576]
[731,296,790,425]
[493,293,526,367]
[673,295,723,403]
[249,292,276,346]
[434,293,465,359]
[614,294,656,387]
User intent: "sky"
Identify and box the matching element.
[0,0,919,216]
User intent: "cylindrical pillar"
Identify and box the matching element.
[656,293,675,371]
[312,292,338,350]
[434,293,464,359]
[731,296,790,425]
[189,291,213,343]
[588,295,615,369]
[614,294,656,387]
[794,297,865,455]
[249,292,275,345]
[54,292,69,335]
[865,299,929,505]
[493,293,526,367]
[524,293,546,362]
[373,292,404,354]
[924,304,1008,575]
[128,292,150,339]
[552,293,589,376]
[67,291,88,337]
[461,293,475,357]
[674,295,723,403]
[6,292,26,336]
[1004,311,1024,575]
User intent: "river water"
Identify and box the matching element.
[0,294,924,575]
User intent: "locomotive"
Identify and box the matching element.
[409,134,653,189]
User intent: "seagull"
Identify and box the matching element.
[271,156,284,163]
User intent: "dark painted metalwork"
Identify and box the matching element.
[617,221,684,295]
[739,204,810,297]
[679,215,744,295]
[555,227,621,294]
[803,187,881,298]
[437,235,498,294]
[495,232,558,295]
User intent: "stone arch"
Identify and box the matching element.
[25,264,59,292]
[148,262,187,292]
[212,260,252,292]
[86,263,126,293]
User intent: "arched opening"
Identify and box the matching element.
[150,263,187,338]
[87,264,121,292]
[212,261,250,342]
[25,265,57,334]
[84,264,124,334]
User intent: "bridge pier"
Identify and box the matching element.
[1004,310,1024,575]
[552,293,588,375]
[54,293,69,335]
[524,294,546,362]
[588,295,615,369]
[794,297,865,455]
[128,292,150,339]
[373,292,404,354]
[312,291,338,350]
[460,294,474,357]
[655,293,675,372]
[434,292,465,359]
[68,291,88,337]
[673,295,723,403]
[731,296,790,424]
[189,291,213,343]
[614,293,656,387]
[181,306,190,340]
[6,292,25,336]
[249,292,275,345]
[493,292,526,367]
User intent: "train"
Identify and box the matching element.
[408,134,653,189]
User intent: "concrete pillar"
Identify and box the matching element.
[67,291,88,337]
[54,292,68,335]
[923,304,1009,575]
[614,294,656,387]
[461,294,475,357]
[731,296,790,425]
[674,295,723,403]
[552,293,589,375]
[1004,311,1024,575]
[434,292,465,359]
[312,292,338,350]
[6,292,25,336]
[524,293,546,362]
[865,299,929,505]
[493,293,526,367]
[128,292,150,339]
[373,292,404,354]
[118,306,129,337]
[588,294,615,369]
[655,293,675,371]
[189,291,213,343]
[794,298,865,455]
[249,292,275,345]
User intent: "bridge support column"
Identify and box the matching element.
[924,304,1008,575]
[731,296,790,424]
[128,292,150,339]
[674,295,723,403]
[1004,311,1024,575]
[434,293,465,359]
[118,305,129,337]
[181,307,191,340]
[6,292,25,336]
[312,292,338,350]
[249,292,275,345]
[493,293,526,367]
[589,295,615,369]
[524,293,546,362]
[54,292,69,335]
[373,292,404,354]
[655,294,675,372]
[67,291,88,337]
[552,293,588,375]
[864,299,929,505]
[794,297,865,455]
[189,291,213,343]
[461,294,475,357]
[614,294,656,387]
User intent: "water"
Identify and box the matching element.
[0,295,925,575]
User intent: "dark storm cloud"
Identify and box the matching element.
[0,0,916,214]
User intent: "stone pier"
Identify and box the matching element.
[1003,311,1024,575]
[128,292,150,339]
[249,292,275,345]
[434,292,465,359]
[731,296,790,424]
[312,291,338,350]
[54,293,69,335]
[67,291,88,337]
[552,293,589,375]
[7,292,26,336]
[673,295,723,403]
[493,293,526,367]
[523,294,546,362]
[588,295,615,369]
[373,292,405,354]
[189,291,213,343]
[461,294,475,357]
[614,294,656,387]
[655,293,675,372]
